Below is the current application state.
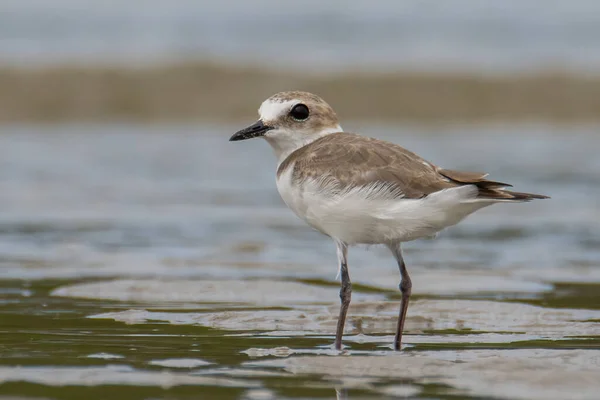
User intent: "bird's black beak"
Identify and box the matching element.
[229,120,273,141]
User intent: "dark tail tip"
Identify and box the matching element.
[504,190,550,201]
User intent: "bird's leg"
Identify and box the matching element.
[334,241,350,350]
[390,244,411,351]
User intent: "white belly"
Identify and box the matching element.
[276,165,492,245]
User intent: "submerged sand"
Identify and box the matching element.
[48,277,600,400]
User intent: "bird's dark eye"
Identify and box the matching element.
[290,104,309,121]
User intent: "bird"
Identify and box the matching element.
[229,91,549,351]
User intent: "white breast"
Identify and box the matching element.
[276,163,312,225]
[276,164,493,244]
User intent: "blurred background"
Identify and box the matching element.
[2,0,600,122]
[1,1,599,400]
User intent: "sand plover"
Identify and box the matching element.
[230,91,549,351]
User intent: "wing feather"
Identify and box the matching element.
[278,133,453,199]
[277,132,548,202]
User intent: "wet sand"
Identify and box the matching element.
[2,63,600,123]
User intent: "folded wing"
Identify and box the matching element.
[279,132,549,201]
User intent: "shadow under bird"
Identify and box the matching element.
[230,91,549,351]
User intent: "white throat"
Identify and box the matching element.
[265,125,343,165]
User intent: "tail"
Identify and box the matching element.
[438,168,550,202]
[479,189,550,202]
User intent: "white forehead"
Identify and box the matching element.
[258,99,297,122]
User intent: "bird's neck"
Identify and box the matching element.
[265,125,343,165]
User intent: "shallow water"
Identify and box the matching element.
[0,123,599,399]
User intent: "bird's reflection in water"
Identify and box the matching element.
[335,387,348,400]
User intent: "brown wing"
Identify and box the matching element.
[278,132,547,201]
[278,132,454,199]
